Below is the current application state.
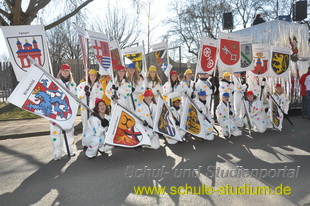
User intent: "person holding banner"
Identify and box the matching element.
[195,73,213,109]
[144,65,162,98]
[216,92,242,137]
[266,84,290,130]
[243,91,267,133]
[77,69,104,133]
[232,72,248,127]
[135,89,160,149]
[163,71,183,106]
[106,65,132,111]
[247,76,266,99]
[82,98,114,159]
[219,72,234,103]
[193,91,214,141]
[51,64,77,160]
[181,69,195,97]
[126,63,145,111]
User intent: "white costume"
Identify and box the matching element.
[232,76,247,127]
[247,76,264,99]
[243,97,267,133]
[163,82,183,106]
[216,100,242,137]
[50,79,77,160]
[267,93,290,131]
[193,99,214,140]
[195,78,213,109]
[77,81,104,133]
[219,79,234,103]
[136,100,160,149]
[82,115,114,158]
[129,78,145,111]
[143,78,162,98]
[164,105,186,144]
[106,78,132,112]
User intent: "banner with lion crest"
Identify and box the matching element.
[7,65,78,130]
[269,46,290,79]
[105,104,152,147]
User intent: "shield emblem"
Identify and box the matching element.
[111,48,122,68]
[201,45,217,72]
[92,40,111,71]
[22,75,72,120]
[185,104,201,134]
[241,43,252,68]
[271,52,289,75]
[220,39,240,65]
[157,104,176,136]
[7,35,45,71]
[124,53,143,73]
[153,49,168,72]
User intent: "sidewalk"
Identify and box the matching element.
[0,116,82,139]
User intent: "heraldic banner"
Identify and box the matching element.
[153,96,182,141]
[150,41,172,77]
[7,65,78,130]
[87,30,112,76]
[218,32,241,71]
[122,46,145,74]
[109,39,124,69]
[75,24,88,71]
[269,46,290,79]
[1,25,52,81]
[240,36,254,72]
[105,104,152,147]
[180,98,206,138]
[247,44,271,77]
[197,37,218,74]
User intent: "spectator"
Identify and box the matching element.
[252,14,265,26]
[300,67,310,118]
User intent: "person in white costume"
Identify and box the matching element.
[143,65,162,99]
[77,69,104,133]
[135,89,160,149]
[126,63,145,111]
[50,64,77,160]
[164,97,186,144]
[232,72,248,127]
[82,98,114,159]
[216,92,242,137]
[181,69,195,98]
[163,70,183,106]
[195,72,213,109]
[247,76,266,99]
[243,90,267,133]
[219,72,234,103]
[106,65,132,112]
[193,91,214,141]
[267,84,290,131]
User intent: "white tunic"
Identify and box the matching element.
[195,78,213,109]
[193,99,214,140]
[106,78,132,112]
[232,76,247,127]
[143,78,162,98]
[163,82,183,106]
[219,79,234,103]
[243,98,267,133]
[267,93,290,131]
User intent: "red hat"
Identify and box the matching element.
[170,71,178,76]
[61,64,71,71]
[95,98,104,106]
[246,91,254,96]
[143,89,154,97]
[275,83,282,87]
[113,64,126,71]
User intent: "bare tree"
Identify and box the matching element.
[0,0,93,30]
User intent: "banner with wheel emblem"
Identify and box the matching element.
[197,37,218,74]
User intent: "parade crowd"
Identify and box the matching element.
[50,63,310,160]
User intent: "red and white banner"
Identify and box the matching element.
[197,37,218,74]
[88,30,112,76]
[105,104,152,147]
[109,39,124,70]
[75,25,88,71]
[240,36,254,72]
[269,46,290,79]
[247,44,271,77]
[1,25,51,81]
[7,65,78,130]
[218,32,241,71]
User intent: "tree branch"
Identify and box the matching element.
[0,14,9,26]
[0,8,10,19]
[44,0,94,30]
[12,0,22,25]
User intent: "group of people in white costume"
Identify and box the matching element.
[49,64,290,160]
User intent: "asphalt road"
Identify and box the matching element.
[0,112,309,206]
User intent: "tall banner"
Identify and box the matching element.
[150,42,172,77]
[240,36,254,72]
[153,97,182,141]
[110,39,124,69]
[247,44,271,77]
[87,30,112,76]
[75,24,88,71]
[180,98,206,138]
[269,46,290,79]
[218,32,241,71]
[268,98,283,131]
[197,37,218,74]
[1,25,51,81]
[7,65,78,130]
[122,46,146,75]
[105,104,152,147]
